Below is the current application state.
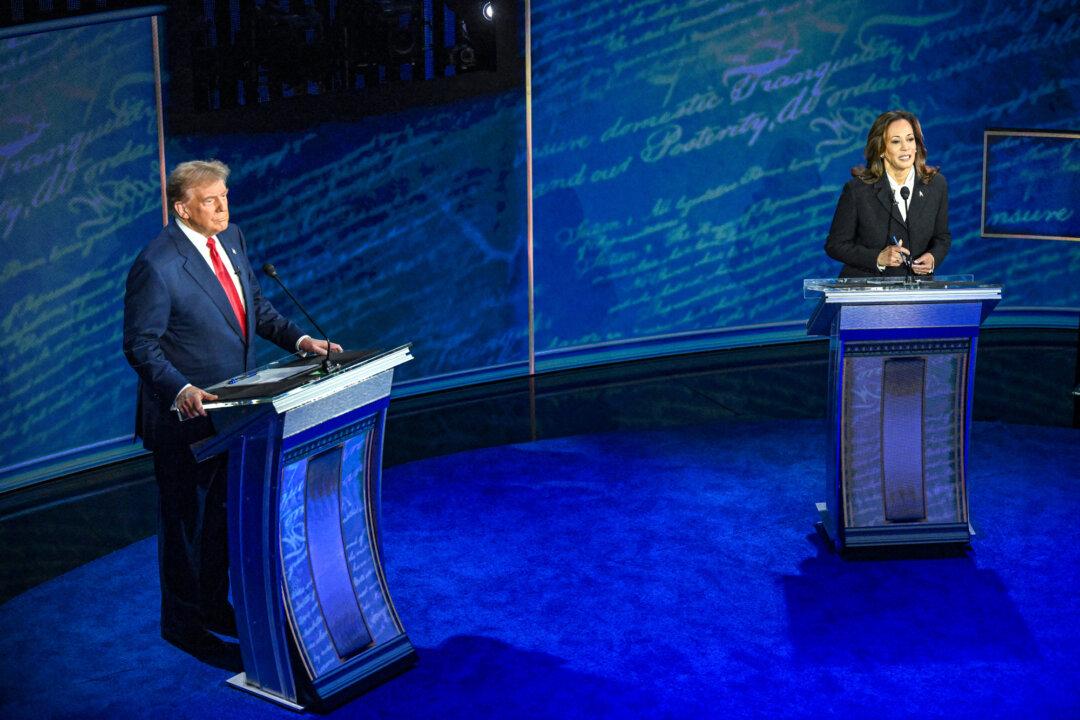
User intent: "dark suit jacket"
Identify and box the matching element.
[824,173,951,278]
[123,219,305,451]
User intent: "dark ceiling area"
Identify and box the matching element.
[2,0,522,132]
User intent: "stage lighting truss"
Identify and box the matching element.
[164,0,502,116]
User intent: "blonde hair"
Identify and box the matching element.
[166,160,230,214]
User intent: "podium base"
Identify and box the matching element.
[813,502,836,551]
[815,502,974,550]
[226,673,306,712]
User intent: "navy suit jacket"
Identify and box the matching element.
[123,219,305,451]
[824,172,951,278]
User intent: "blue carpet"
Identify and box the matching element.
[1,420,1078,719]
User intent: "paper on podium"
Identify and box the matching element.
[224,364,319,387]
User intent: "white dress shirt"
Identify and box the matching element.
[886,167,915,222]
[876,167,916,272]
[176,218,246,311]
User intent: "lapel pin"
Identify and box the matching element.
[918,190,924,197]
[231,248,237,254]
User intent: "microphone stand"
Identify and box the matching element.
[889,198,915,284]
[262,264,339,374]
[899,186,917,285]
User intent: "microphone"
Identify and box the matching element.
[898,186,919,279]
[262,263,339,374]
[899,186,912,237]
[889,193,913,279]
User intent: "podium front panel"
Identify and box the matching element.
[804,284,1001,549]
[840,339,969,532]
[275,398,410,699]
[212,349,417,709]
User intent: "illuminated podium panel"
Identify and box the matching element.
[805,279,1001,550]
[194,346,416,709]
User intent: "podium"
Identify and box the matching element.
[805,278,1001,549]
[193,345,416,709]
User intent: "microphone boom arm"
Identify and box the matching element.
[262,263,338,373]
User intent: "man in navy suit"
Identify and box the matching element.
[123,160,340,667]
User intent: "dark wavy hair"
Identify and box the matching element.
[851,110,938,185]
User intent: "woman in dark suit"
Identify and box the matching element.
[825,110,950,278]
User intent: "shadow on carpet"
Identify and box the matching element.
[1,419,1077,719]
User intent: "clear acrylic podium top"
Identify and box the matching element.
[804,275,1002,303]
[191,344,413,460]
[202,344,413,413]
[803,276,1002,337]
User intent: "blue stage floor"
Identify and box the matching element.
[2,419,1078,719]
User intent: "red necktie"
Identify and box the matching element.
[206,237,247,340]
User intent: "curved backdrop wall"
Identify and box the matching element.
[1,0,1078,484]
[169,91,530,387]
[0,10,164,479]
[530,0,1080,355]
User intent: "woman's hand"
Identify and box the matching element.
[876,241,910,268]
[912,252,935,275]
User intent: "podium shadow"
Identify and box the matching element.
[334,634,692,719]
[780,532,1038,666]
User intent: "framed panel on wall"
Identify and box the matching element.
[982,129,1080,242]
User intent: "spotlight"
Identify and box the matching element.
[446,0,497,72]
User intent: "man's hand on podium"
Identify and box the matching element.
[299,337,344,356]
[177,386,219,419]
